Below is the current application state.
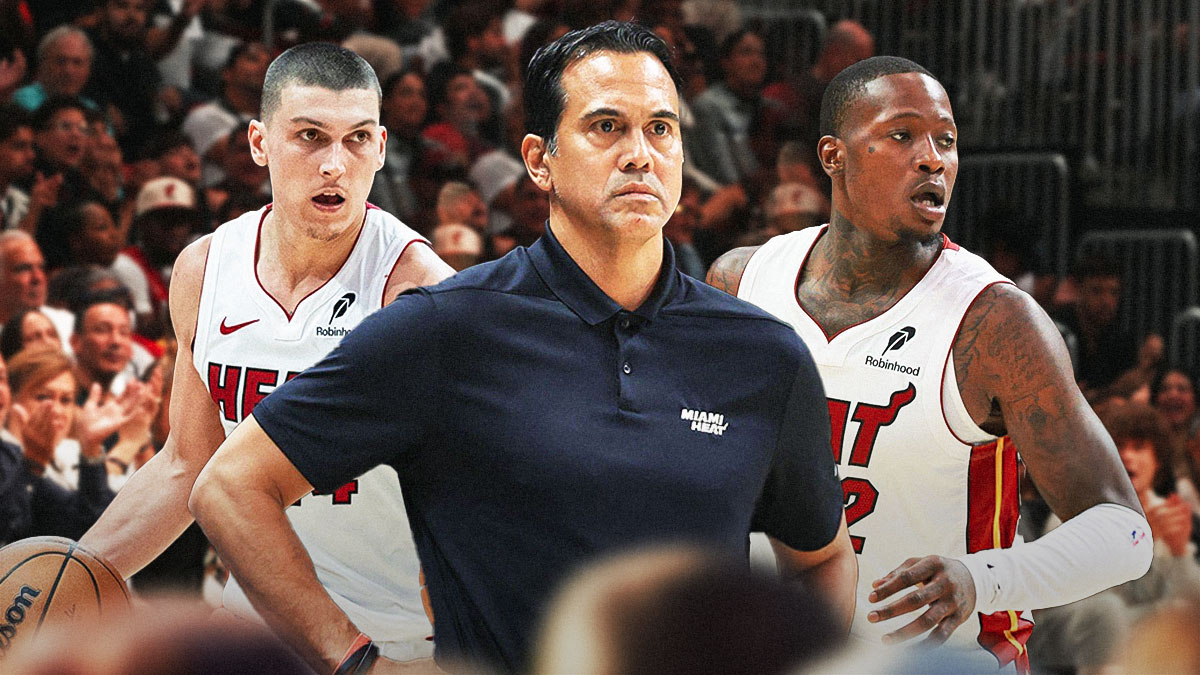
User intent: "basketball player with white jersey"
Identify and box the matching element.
[79,43,453,663]
[709,56,1150,671]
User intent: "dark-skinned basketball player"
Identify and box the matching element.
[708,56,1150,670]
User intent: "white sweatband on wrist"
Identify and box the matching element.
[956,502,1152,614]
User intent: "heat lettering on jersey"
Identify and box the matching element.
[206,362,303,423]
[827,384,917,554]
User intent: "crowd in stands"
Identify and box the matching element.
[1,0,1199,671]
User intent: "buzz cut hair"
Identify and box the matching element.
[818,55,934,138]
[259,42,382,124]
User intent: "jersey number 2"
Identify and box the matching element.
[827,383,916,554]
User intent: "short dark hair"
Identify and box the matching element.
[31,95,88,132]
[424,61,474,121]
[443,1,503,62]
[0,103,31,142]
[819,55,934,137]
[73,286,133,334]
[524,21,681,153]
[260,42,381,123]
[1099,402,1174,495]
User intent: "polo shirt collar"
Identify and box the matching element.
[529,222,680,326]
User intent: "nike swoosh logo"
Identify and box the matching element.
[219,318,260,335]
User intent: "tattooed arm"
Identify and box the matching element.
[953,284,1139,518]
[705,246,760,296]
[867,283,1146,646]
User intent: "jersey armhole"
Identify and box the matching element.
[940,280,1014,445]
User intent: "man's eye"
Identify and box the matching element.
[352,131,370,142]
[939,135,956,148]
[890,131,910,142]
[651,122,669,135]
[300,129,319,141]
[598,120,616,133]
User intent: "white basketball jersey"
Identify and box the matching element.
[739,226,1032,670]
[192,205,433,661]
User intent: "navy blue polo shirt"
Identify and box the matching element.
[254,226,841,673]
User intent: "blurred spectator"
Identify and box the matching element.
[444,1,512,146]
[343,32,404,84]
[141,129,213,230]
[431,222,483,271]
[121,177,203,338]
[436,181,488,232]
[1154,368,1200,515]
[30,96,92,209]
[503,0,551,45]
[0,104,39,232]
[1055,252,1163,401]
[372,0,437,55]
[469,147,526,232]
[681,0,740,43]
[534,546,842,675]
[208,120,271,204]
[979,210,1057,310]
[764,181,826,234]
[369,68,449,230]
[12,25,99,113]
[423,61,493,172]
[517,18,571,84]
[146,0,207,94]
[1030,402,1200,674]
[38,201,122,273]
[0,308,63,361]
[688,28,780,188]
[271,0,364,49]
[79,112,124,209]
[1114,594,1200,673]
[72,293,137,395]
[663,178,705,278]
[491,174,547,256]
[84,0,164,154]
[182,41,269,188]
[763,19,874,192]
[5,347,118,539]
[0,27,29,105]
[0,231,75,349]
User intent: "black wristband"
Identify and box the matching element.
[333,639,379,675]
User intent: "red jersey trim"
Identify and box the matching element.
[380,238,433,307]
[793,227,955,343]
[967,437,1032,672]
[253,204,367,322]
[189,237,214,355]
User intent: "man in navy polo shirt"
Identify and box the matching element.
[190,21,855,675]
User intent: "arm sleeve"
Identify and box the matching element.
[958,502,1153,613]
[252,290,442,493]
[751,343,843,551]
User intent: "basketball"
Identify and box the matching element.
[0,537,130,657]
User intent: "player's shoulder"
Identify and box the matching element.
[363,204,424,244]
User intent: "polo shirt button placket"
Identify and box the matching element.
[622,362,631,375]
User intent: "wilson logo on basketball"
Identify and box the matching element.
[0,585,41,649]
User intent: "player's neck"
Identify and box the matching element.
[813,210,943,299]
[256,208,364,312]
[550,215,664,311]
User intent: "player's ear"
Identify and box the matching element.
[248,120,269,167]
[522,133,553,192]
[375,125,388,171]
[818,135,844,177]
